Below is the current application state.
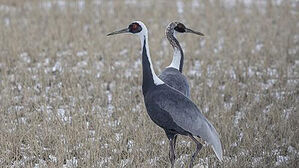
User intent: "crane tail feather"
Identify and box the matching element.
[199,119,223,161]
[211,139,223,161]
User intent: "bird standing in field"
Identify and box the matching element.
[107,21,222,168]
[159,21,204,98]
[158,22,204,157]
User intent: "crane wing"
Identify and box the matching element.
[159,67,190,97]
[150,85,223,161]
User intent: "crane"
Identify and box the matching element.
[159,22,204,155]
[159,21,204,98]
[107,21,222,168]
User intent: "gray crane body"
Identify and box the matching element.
[159,67,190,97]
[141,37,222,161]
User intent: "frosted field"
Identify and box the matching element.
[0,0,298,167]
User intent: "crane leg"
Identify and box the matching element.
[188,134,203,168]
[173,134,177,150]
[169,137,176,168]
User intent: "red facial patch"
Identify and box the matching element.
[132,23,138,30]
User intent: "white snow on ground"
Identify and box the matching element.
[234,111,243,127]
[63,157,78,168]
[52,61,62,72]
[176,154,190,166]
[176,0,184,14]
[20,52,31,64]
[147,156,159,165]
[4,17,10,26]
[98,156,112,167]
[57,108,72,123]
[77,50,88,57]
[127,140,134,153]
[188,60,201,77]
[120,158,130,167]
[275,155,289,166]
[222,0,268,8]
[194,158,209,168]
[49,155,58,163]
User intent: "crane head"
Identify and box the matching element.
[168,22,204,36]
[107,21,147,36]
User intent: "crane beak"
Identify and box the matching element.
[107,28,130,36]
[185,28,204,36]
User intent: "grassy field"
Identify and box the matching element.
[0,0,298,167]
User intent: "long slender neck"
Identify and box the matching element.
[139,34,164,95]
[166,31,184,72]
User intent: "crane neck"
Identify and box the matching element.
[139,34,164,95]
[166,31,184,72]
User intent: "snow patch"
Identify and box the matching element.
[63,157,78,168]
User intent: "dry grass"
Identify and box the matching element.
[0,0,298,167]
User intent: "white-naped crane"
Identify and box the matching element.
[158,22,204,155]
[107,21,222,168]
[159,21,204,98]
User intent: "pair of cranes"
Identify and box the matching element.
[107,21,222,168]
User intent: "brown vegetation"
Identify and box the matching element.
[0,0,298,167]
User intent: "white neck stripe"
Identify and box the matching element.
[167,48,181,70]
[135,21,164,85]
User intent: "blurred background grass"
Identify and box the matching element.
[0,0,298,167]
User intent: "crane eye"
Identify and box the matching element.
[129,22,142,33]
[174,23,186,33]
[132,23,138,30]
